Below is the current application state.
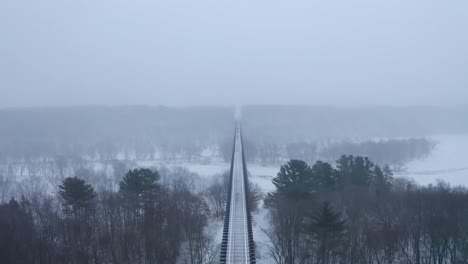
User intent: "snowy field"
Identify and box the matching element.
[137,160,230,179]
[129,134,468,190]
[245,134,468,192]
[397,134,468,186]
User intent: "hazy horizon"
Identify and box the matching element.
[2,103,468,111]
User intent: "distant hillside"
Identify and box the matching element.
[0,105,234,160]
[242,105,468,143]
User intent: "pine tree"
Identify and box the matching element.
[336,155,353,186]
[308,202,347,264]
[58,177,97,261]
[0,198,35,263]
[336,155,375,187]
[312,161,336,189]
[372,165,393,195]
[266,160,314,263]
[270,159,315,201]
[351,156,373,186]
[336,155,353,177]
[382,164,394,184]
[58,177,97,214]
[119,168,160,207]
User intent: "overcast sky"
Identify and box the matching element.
[1,0,467,108]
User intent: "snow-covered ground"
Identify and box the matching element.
[244,134,468,191]
[398,134,468,186]
[137,160,230,178]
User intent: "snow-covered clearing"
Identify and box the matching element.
[136,160,230,179]
[398,134,468,186]
[245,134,468,191]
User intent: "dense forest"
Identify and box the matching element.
[2,105,460,164]
[265,156,468,263]
[4,154,467,264]
[0,167,233,264]
[220,138,435,168]
[242,105,468,142]
[318,138,436,169]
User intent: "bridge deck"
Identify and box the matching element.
[226,128,249,264]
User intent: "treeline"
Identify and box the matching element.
[320,138,436,169]
[265,156,468,263]
[242,105,468,143]
[0,157,137,202]
[0,106,233,162]
[0,167,231,264]
[220,138,435,168]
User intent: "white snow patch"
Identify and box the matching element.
[136,160,230,178]
[248,165,278,193]
[398,134,468,186]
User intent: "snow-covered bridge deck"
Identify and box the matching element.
[220,126,255,264]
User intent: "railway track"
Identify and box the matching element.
[220,126,256,264]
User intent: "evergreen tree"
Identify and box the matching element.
[336,155,375,187]
[270,159,315,201]
[372,165,393,195]
[382,164,394,184]
[307,202,347,264]
[266,160,315,263]
[351,156,373,186]
[119,168,160,207]
[58,177,97,262]
[0,198,35,264]
[336,155,353,185]
[58,177,97,214]
[311,161,337,189]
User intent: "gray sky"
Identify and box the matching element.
[1,0,467,108]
